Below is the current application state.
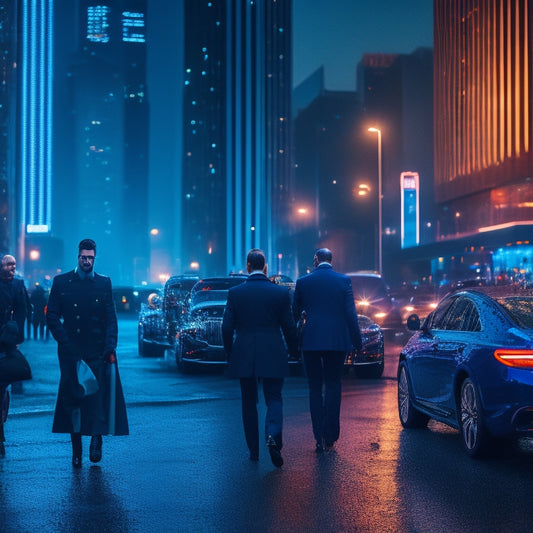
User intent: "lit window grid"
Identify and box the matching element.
[434,0,530,199]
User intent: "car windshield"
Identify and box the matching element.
[349,276,388,299]
[191,278,246,305]
[495,296,533,329]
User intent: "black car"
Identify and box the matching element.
[175,275,248,372]
[346,271,403,339]
[137,275,199,357]
[344,315,385,378]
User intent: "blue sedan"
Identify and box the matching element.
[398,288,533,457]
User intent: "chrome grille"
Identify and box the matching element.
[204,319,223,346]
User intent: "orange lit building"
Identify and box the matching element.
[411,0,533,285]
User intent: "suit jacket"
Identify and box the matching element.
[222,273,298,379]
[0,278,27,346]
[293,264,362,353]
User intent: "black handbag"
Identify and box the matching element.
[0,349,32,383]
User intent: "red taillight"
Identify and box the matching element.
[494,349,533,368]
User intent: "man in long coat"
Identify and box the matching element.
[47,239,128,468]
[222,249,298,467]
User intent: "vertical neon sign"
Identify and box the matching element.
[21,0,53,234]
[401,171,419,248]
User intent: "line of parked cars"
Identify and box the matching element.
[138,272,391,379]
[138,272,533,458]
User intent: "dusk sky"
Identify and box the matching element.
[292,0,434,91]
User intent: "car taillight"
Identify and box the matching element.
[494,349,533,368]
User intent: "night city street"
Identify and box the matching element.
[0,318,532,533]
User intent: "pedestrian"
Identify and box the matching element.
[30,283,48,340]
[0,254,27,458]
[222,249,298,467]
[293,248,363,453]
[46,238,128,468]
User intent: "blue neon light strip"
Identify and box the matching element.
[21,0,52,233]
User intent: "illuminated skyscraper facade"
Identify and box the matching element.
[433,0,533,281]
[435,0,533,233]
[0,1,17,253]
[182,0,292,276]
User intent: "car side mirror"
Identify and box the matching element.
[406,314,421,331]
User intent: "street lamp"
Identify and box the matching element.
[368,127,382,275]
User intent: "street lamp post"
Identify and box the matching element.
[368,127,382,275]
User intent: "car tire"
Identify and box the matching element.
[459,377,493,457]
[398,365,429,428]
[354,361,384,379]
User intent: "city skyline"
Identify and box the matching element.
[292,0,433,90]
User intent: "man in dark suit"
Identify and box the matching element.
[293,248,363,453]
[47,239,129,468]
[222,249,298,467]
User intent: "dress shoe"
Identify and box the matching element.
[267,435,283,468]
[325,441,336,452]
[72,455,82,469]
[0,442,5,458]
[315,442,324,454]
[89,435,102,463]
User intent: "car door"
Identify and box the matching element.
[408,297,456,403]
[432,297,480,415]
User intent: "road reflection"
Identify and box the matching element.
[396,420,533,531]
[62,467,131,532]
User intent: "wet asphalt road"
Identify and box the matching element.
[1,318,533,532]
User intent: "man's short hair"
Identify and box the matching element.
[78,239,97,255]
[246,248,266,271]
[315,248,332,264]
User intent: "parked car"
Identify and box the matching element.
[175,275,248,371]
[346,271,403,339]
[398,288,533,457]
[344,315,385,378]
[138,275,199,357]
[113,285,161,314]
[400,290,439,325]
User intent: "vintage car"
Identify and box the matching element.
[175,274,384,377]
[175,275,248,371]
[398,288,533,457]
[137,275,199,357]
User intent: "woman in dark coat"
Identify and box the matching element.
[46,239,128,468]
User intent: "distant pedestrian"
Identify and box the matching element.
[47,238,128,468]
[0,254,27,458]
[30,284,48,340]
[222,249,298,467]
[293,248,363,453]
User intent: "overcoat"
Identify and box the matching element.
[222,273,298,379]
[46,269,128,436]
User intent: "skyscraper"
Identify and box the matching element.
[56,0,149,283]
[182,0,292,276]
[432,0,533,281]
